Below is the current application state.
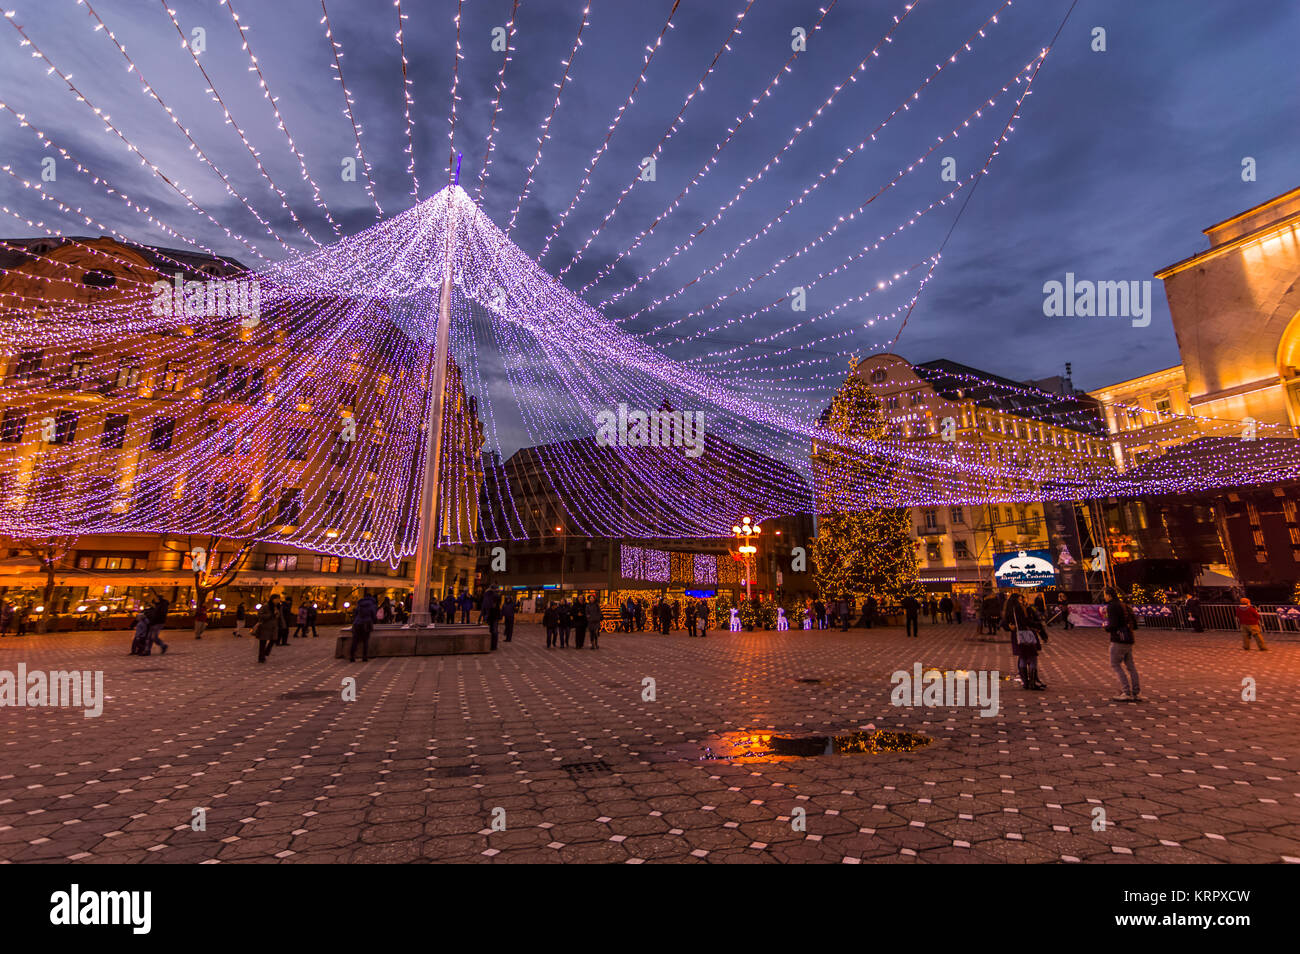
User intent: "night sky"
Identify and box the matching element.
[2,0,1296,418]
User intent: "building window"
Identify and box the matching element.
[285,428,311,461]
[926,542,942,561]
[115,363,140,390]
[101,413,128,449]
[1153,391,1172,416]
[325,490,345,521]
[923,509,939,530]
[160,361,186,392]
[82,269,117,288]
[887,396,899,410]
[11,350,42,383]
[950,506,964,524]
[276,488,302,525]
[870,369,887,383]
[149,417,176,451]
[954,539,970,559]
[313,556,340,573]
[909,391,923,405]
[53,410,79,444]
[67,352,93,383]
[0,408,26,443]
[263,553,298,572]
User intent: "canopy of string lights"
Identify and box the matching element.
[1,0,1296,561]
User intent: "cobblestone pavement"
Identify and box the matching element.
[1,621,1298,864]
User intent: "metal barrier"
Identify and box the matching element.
[1134,603,1300,633]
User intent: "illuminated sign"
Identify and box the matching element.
[993,549,1057,589]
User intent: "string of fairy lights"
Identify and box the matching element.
[0,0,1296,555]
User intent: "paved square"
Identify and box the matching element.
[1,622,1298,863]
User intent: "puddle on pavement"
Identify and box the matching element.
[700,728,932,762]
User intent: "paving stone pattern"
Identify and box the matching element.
[1,622,1298,864]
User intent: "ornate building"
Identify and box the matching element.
[849,354,1111,595]
[0,235,483,628]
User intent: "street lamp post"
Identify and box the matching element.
[556,524,567,592]
[732,516,760,601]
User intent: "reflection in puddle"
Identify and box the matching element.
[701,728,932,761]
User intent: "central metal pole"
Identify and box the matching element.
[409,173,460,625]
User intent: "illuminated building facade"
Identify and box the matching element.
[1156,185,1300,430]
[850,354,1110,594]
[0,235,483,626]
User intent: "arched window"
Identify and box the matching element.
[82,270,117,288]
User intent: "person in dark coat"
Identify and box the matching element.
[277,597,292,646]
[543,601,560,648]
[836,596,850,631]
[441,592,456,624]
[558,600,573,647]
[585,597,602,649]
[256,597,278,663]
[901,594,920,638]
[481,585,501,650]
[1002,592,1047,690]
[656,598,670,635]
[1055,590,1072,630]
[305,602,319,637]
[1183,593,1203,633]
[939,595,953,623]
[635,599,646,632]
[458,589,473,624]
[1104,587,1141,700]
[502,592,516,642]
[863,595,877,629]
[573,595,588,649]
[684,601,697,637]
[350,593,378,662]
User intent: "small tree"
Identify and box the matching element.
[162,534,256,611]
[10,535,77,632]
[811,368,923,602]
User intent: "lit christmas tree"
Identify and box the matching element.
[811,362,923,602]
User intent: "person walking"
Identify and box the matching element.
[836,596,851,632]
[128,608,150,655]
[1184,593,1203,633]
[657,597,670,635]
[1056,590,1073,630]
[1237,597,1269,651]
[377,596,393,624]
[0,600,13,637]
[459,589,473,624]
[901,593,920,638]
[672,599,681,632]
[482,584,501,651]
[234,602,247,637]
[684,600,697,637]
[561,599,575,647]
[277,597,292,646]
[349,592,378,662]
[543,601,560,648]
[585,597,602,649]
[1104,587,1141,700]
[574,595,588,649]
[293,602,309,638]
[193,600,209,639]
[939,594,953,624]
[146,594,170,655]
[863,594,877,629]
[256,597,278,663]
[305,602,318,638]
[635,599,646,633]
[502,591,516,642]
[1002,592,1047,690]
[15,601,32,637]
[441,591,456,625]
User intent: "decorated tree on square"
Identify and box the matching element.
[811,363,923,603]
